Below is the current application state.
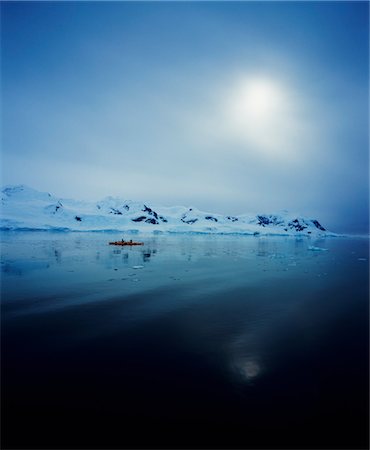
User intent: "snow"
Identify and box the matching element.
[1,184,333,236]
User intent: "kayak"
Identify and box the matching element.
[109,241,144,246]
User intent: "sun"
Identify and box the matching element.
[224,75,296,157]
[231,77,284,122]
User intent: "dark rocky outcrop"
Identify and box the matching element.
[288,219,307,232]
[142,205,159,219]
[132,216,147,222]
[110,208,122,215]
[47,201,63,215]
[181,213,198,224]
[145,218,159,224]
[312,220,326,231]
[257,215,284,226]
[205,216,218,222]
[257,215,270,226]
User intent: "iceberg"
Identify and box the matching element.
[308,246,328,251]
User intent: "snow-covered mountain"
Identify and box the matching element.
[1,185,331,235]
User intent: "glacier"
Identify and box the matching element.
[1,185,332,236]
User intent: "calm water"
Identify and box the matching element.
[1,232,369,449]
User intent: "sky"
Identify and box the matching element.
[1,1,369,234]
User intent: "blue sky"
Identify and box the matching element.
[1,1,368,233]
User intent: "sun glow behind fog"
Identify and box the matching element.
[233,78,283,118]
[223,76,303,159]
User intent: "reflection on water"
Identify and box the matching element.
[233,357,261,383]
[1,232,369,449]
[1,232,349,319]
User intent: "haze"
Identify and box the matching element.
[1,1,368,233]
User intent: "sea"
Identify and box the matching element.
[1,232,369,449]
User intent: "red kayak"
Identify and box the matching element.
[109,241,144,246]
